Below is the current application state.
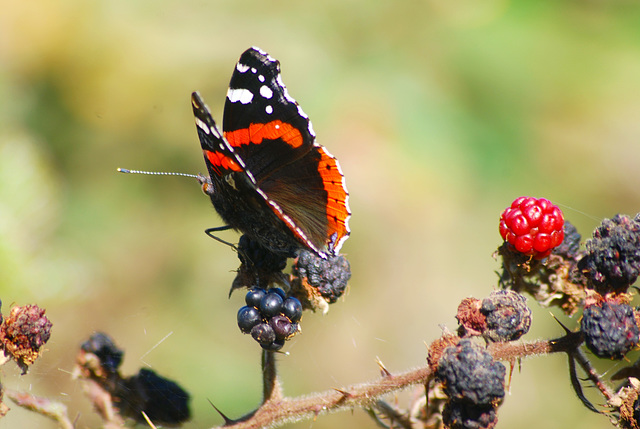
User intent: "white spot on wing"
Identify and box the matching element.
[265,105,273,114]
[195,117,209,134]
[251,67,257,74]
[236,63,250,73]
[227,88,254,104]
[260,85,273,99]
[258,75,265,82]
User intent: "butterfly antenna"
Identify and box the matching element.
[117,168,200,179]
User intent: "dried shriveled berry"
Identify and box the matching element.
[442,401,498,429]
[499,196,564,259]
[581,301,639,359]
[81,332,124,374]
[578,214,640,293]
[436,339,506,405]
[251,323,277,348]
[0,304,52,371]
[480,290,531,342]
[294,250,351,303]
[116,368,190,426]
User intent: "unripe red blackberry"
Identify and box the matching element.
[436,339,506,405]
[580,300,639,359]
[480,290,531,342]
[578,214,640,294]
[499,197,564,259]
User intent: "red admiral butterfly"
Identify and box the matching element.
[192,47,350,259]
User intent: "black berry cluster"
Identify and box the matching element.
[480,290,531,342]
[436,339,505,429]
[580,300,639,360]
[578,214,640,294]
[294,249,351,303]
[237,288,302,351]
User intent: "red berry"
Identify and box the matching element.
[499,197,564,259]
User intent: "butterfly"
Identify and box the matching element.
[192,47,350,259]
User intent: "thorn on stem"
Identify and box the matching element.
[376,357,392,378]
[207,398,234,425]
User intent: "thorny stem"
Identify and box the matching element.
[211,333,587,429]
[573,347,616,402]
[4,389,75,429]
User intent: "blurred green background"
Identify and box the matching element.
[2,0,640,428]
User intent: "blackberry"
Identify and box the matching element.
[499,196,564,259]
[81,332,124,374]
[237,306,262,334]
[580,300,639,359]
[578,214,640,293]
[442,401,498,429]
[239,288,301,350]
[480,290,531,342]
[436,339,506,405]
[294,250,351,303]
[116,368,190,426]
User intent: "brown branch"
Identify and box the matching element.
[211,333,583,429]
[5,389,75,429]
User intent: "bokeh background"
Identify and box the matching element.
[2,0,640,428]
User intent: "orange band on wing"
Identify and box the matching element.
[204,149,243,174]
[317,149,350,247]
[224,120,303,148]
